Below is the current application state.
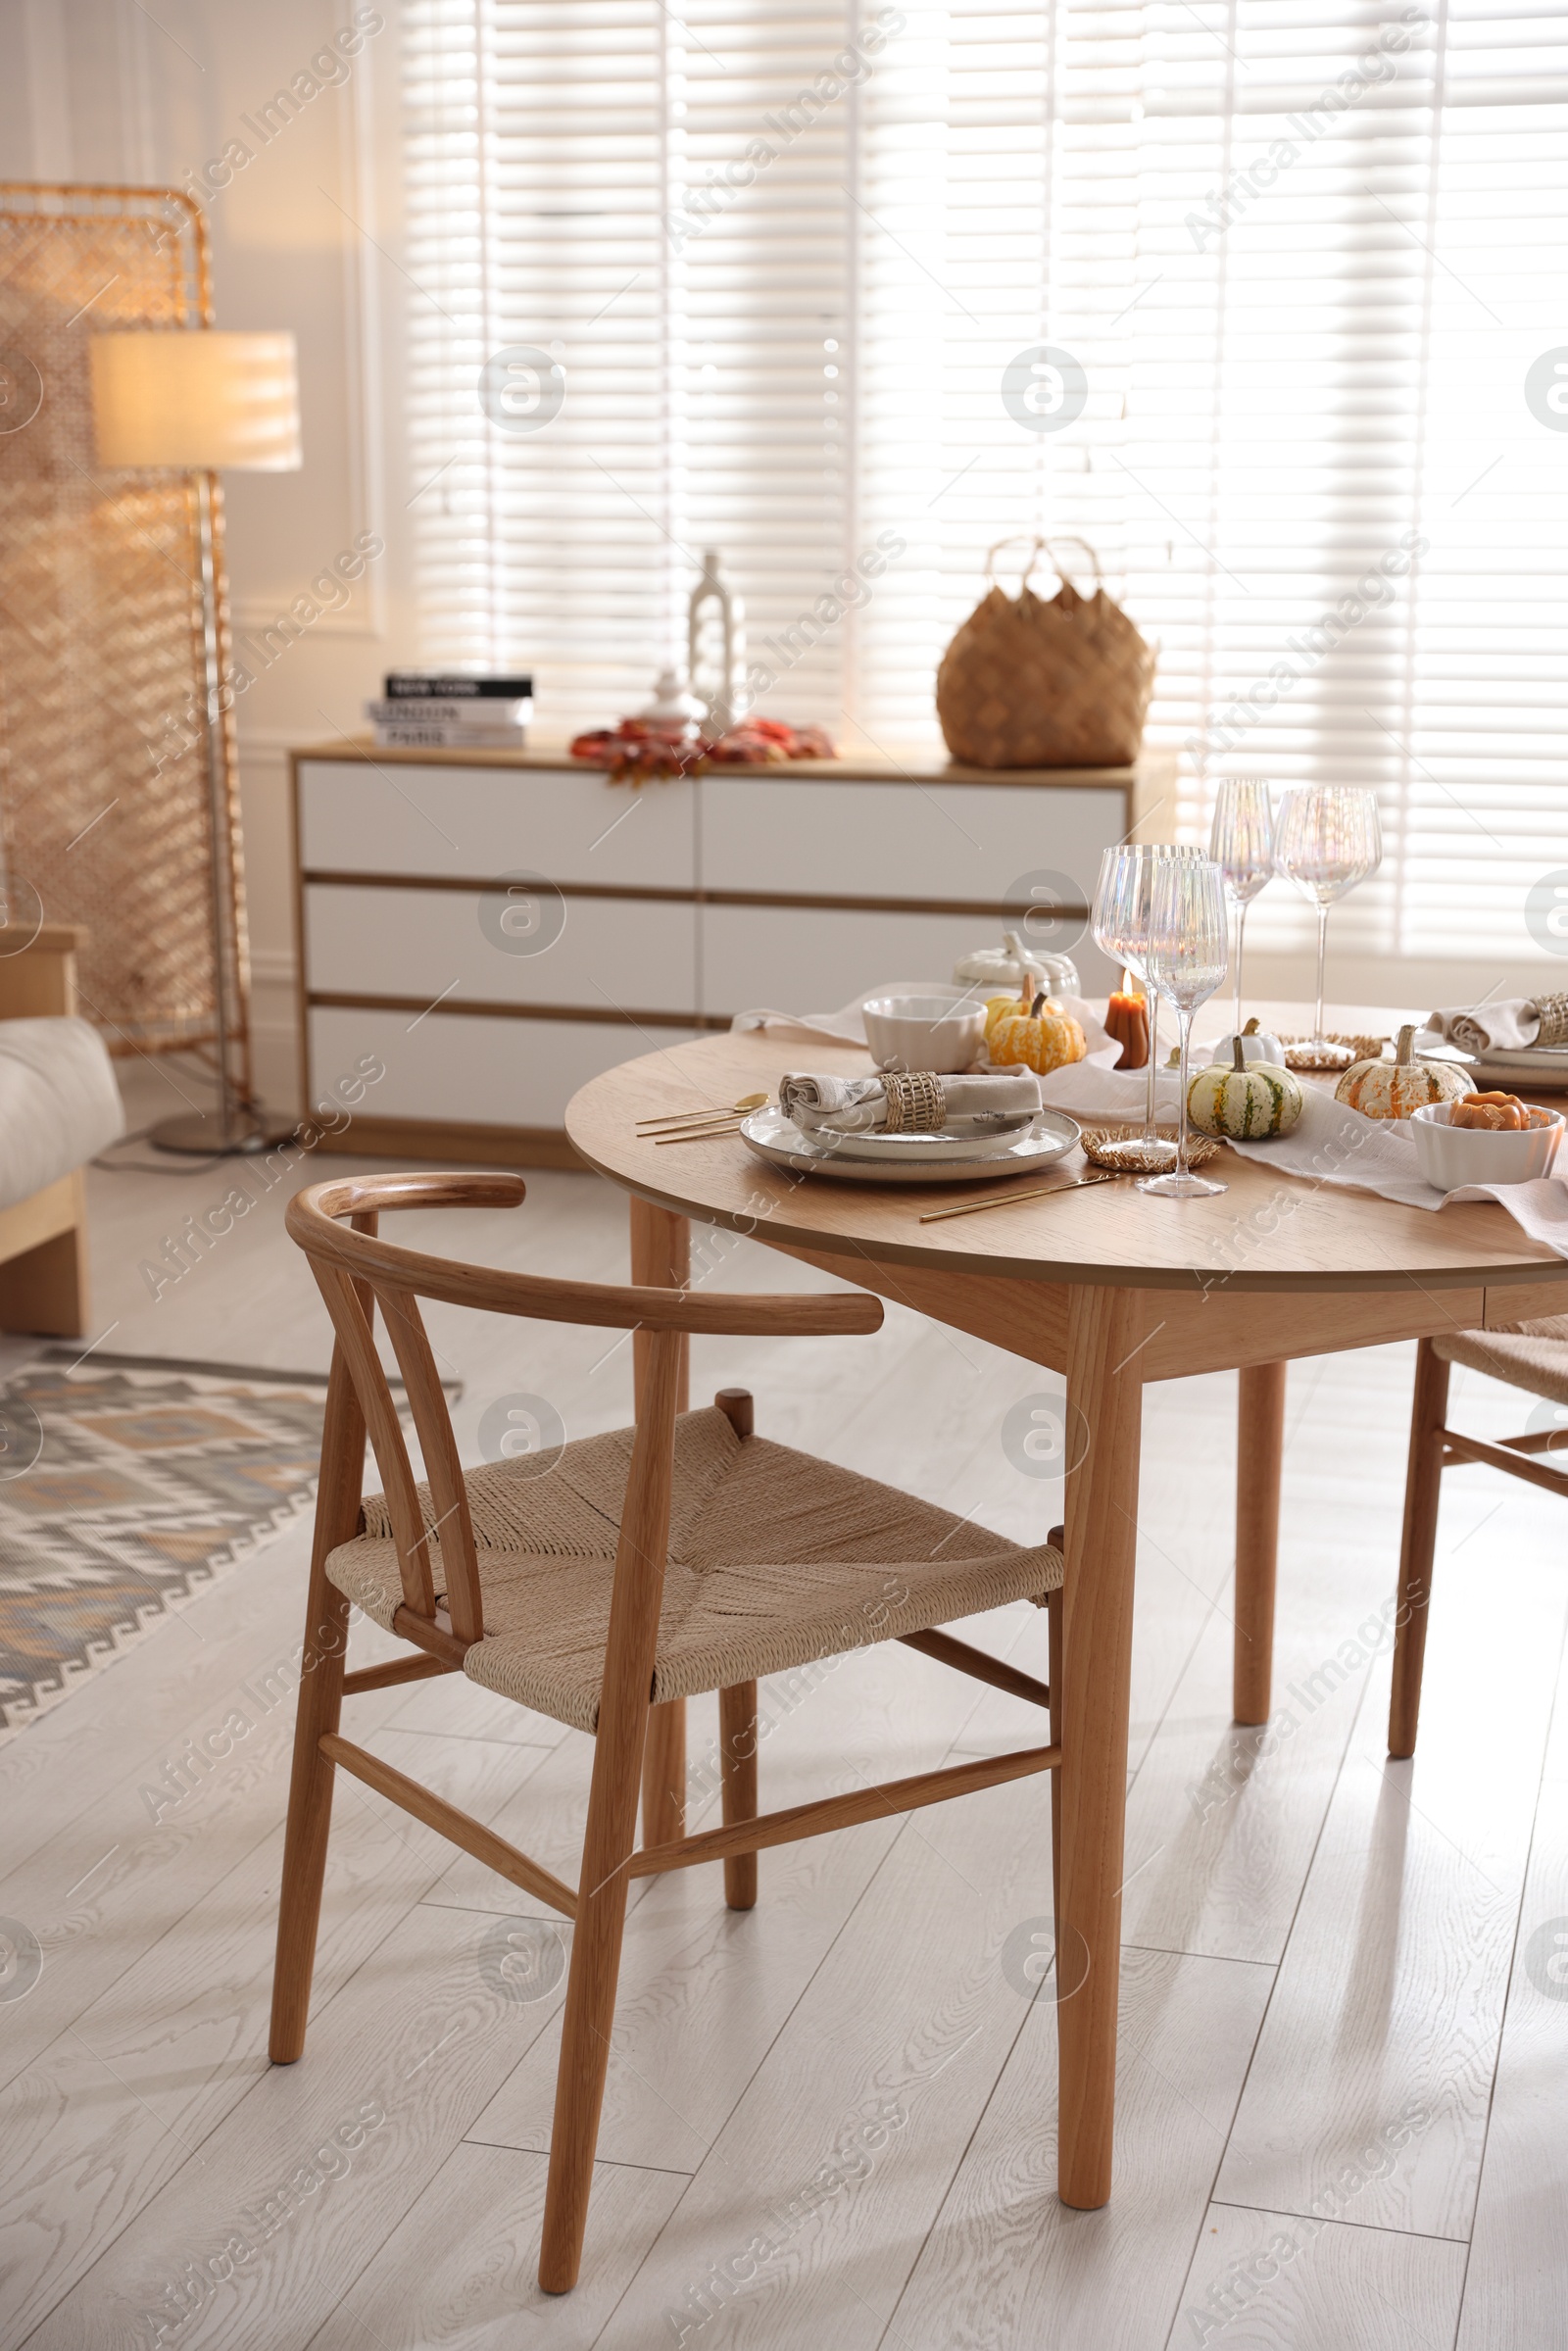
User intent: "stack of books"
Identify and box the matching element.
[367,672,533,750]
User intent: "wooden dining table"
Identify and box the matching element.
[564,1000,1568,2212]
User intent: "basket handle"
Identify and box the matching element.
[1039,534,1105,594]
[983,534,1047,593]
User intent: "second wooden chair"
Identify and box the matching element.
[1391,1315,1568,1755]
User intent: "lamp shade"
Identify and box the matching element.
[90,330,302,470]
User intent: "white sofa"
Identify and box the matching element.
[0,925,123,1334]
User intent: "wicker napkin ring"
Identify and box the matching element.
[1536,993,1568,1049]
[882,1071,946,1132]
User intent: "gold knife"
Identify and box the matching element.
[917,1170,1121,1222]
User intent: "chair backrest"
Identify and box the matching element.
[286,1172,882,1648]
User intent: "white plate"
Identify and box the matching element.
[1415,1030,1568,1093]
[738,1103,1082,1185]
[825,1121,1035,1164]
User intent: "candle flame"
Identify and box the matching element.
[1121,967,1139,997]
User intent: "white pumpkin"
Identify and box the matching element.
[1335,1024,1471,1121]
[1188,1038,1304,1139]
[1209,1016,1286,1068]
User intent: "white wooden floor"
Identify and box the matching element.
[3,1056,1566,2348]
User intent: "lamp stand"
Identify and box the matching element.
[151,472,292,1157]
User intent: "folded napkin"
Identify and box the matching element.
[1426,995,1568,1054]
[779,1067,1042,1138]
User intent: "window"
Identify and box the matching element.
[401,1,1568,960]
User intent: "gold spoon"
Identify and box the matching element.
[637,1092,770,1133]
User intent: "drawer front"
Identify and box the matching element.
[308,1006,699,1131]
[304,884,697,1013]
[702,902,1115,1019]
[298,760,697,889]
[700,775,1125,908]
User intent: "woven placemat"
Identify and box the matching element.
[1280,1032,1387,1072]
[1081,1125,1221,1172]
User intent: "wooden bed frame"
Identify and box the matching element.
[0,924,93,1337]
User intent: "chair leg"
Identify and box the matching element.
[270,1583,350,2061]
[542,1320,683,2294]
[540,1690,649,2293]
[642,1701,686,1846]
[270,1347,366,2063]
[1047,1586,1062,1933]
[719,1680,759,1910]
[1389,1338,1451,1759]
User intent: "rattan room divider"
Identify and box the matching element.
[0,181,252,1079]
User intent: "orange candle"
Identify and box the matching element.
[1105,967,1149,1070]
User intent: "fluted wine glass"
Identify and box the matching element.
[1209,776,1274,1035]
[1273,786,1383,1063]
[1140,854,1230,1198]
[1092,843,1202,1172]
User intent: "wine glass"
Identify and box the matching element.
[1140,855,1230,1199]
[1092,844,1202,1172]
[1209,777,1274,1035]
[1273,786,1383,1063]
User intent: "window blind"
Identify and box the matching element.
[400,0,1568,960]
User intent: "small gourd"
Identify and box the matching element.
[986,988,1087,1077]
[1335,1024,1470,1121]
[1188,1035,1304,1140]
[1209,1014,1287,1068]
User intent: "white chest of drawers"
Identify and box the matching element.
[291,742,1174,1164]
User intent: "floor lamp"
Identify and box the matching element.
[90,327,301,1154]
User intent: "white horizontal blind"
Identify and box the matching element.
[400,0,1568,958]
[1129,0,1568,961]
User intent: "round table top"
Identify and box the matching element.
[564,1002,1568,1296]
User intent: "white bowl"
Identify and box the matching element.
[1410,1101,1564,1191]
[861,993,987,1075]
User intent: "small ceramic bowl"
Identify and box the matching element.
[861,994,987,1075]
[1410,1101,1564,1191]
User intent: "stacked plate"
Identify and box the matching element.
[1413,1032,1568,1094]
[738,1102,1082,1185]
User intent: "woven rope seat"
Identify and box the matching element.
[1432,1313,1568,1408]
[327,1404,1062,1735]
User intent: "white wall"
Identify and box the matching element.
[2,1,1559,1106]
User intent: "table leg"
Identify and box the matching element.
[629,1195,690,1845]
[1234,1360,1287,1727]
[1057,1284,1147,2210]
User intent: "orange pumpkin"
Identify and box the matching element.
[985,988,1087,1076]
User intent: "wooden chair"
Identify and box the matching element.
[272,1171,1065,2293]
[1391,1317,1568,1755]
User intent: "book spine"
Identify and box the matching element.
[383,676,533,700]
[372,726,530,750]
[366,701,530,726]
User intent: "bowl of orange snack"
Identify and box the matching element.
[1411,1092,1564,1190]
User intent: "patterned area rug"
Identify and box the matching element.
[0,1362,326,1741]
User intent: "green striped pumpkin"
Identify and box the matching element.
[1188,1041,1303,1139]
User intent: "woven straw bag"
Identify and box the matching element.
[936,536,1155,768]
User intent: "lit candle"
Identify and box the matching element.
[1105,967,1150,1071]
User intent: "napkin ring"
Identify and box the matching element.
[1536,993,1568,1049]
[882,1071,946,1132]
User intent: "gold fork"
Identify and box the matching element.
[636,1091,770,1135]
